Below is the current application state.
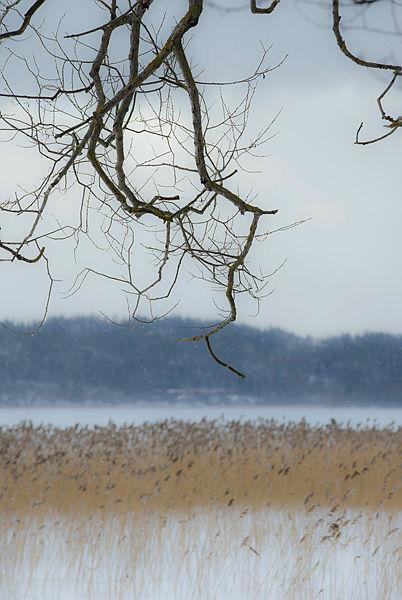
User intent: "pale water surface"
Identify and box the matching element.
[0,404,401,427]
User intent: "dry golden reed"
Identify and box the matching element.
[1,418,401,518]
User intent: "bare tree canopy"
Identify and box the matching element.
[0,0,400,375]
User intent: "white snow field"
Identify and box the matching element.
[2,507,401,600]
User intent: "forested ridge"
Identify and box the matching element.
[0,317,401,406]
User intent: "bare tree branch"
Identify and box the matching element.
[0,0,283,375]
[0,0,46,41]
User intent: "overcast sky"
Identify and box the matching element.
[1,0,402,337]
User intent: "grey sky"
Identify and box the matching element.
[1,0,402,337]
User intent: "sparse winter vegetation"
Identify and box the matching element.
[1,419,401,598]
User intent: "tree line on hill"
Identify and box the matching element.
[0,316,401,406]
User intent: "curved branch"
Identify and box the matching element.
[250,0,281,15]
[0,0,47,41]
[205,336,245,379]
[332,0,402,72]
[355,122,398,145]
[0,241,44,263]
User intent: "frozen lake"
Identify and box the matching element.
[1,404,401,427]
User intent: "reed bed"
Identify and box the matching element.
[1,419,401,516]
[1,419,401,599]
[2,506,401,599]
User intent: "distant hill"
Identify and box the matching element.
[0,316,401,406]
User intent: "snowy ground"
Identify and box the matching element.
[3,507,400,600]
[2,408,400,599]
